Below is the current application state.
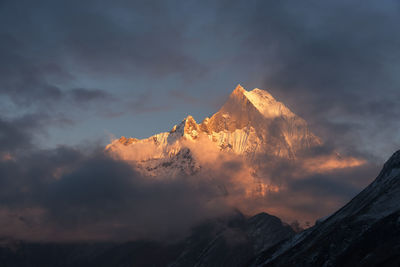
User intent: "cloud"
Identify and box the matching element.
[0,113,54,153]
[0,117,35,152]
[0,145,236,241]
[68,88,113,103]
[57,1,206,78]
[0,32,119,120]
[107,133,377,228]
[0,0,206,79]
[0,0,206,127]
[0,120,382,242]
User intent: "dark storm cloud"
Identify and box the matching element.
[0,145,234,241]
[0,0,205,78]
[0,30,116,116]
[0,138,381,241]
[0,33,62,106]
[68,88,113,103]
[0,113,68,154]
[0,116,37,152]
[60,11,206,78]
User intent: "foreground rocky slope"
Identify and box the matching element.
[251,150,400,267]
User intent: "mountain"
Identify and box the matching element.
[106,85,322,176]
[0,212,295,267]
[106,84,365,226]
[251,150,400,267]
[170,212,294,267]
[198,85,321,158]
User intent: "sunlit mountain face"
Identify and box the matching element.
[106,85,365,224]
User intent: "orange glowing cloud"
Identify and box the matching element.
[302,154,366,174]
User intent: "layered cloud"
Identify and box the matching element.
[0,128,377,242]
[107,130,374,227]
[0,146,235,241]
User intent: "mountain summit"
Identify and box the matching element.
[200,84,321,157]
[107,85,321,165]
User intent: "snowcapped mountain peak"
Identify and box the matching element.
[208,85,296,128]
[232,84,246,95]
[107,85,323,174]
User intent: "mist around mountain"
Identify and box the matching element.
[108,84,330,163]
[107,85,366,225]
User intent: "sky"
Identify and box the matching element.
[0,0,400,241]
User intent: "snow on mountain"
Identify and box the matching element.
[106,85,322,173]
[252,150,400,266]
[199,85,321,157]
